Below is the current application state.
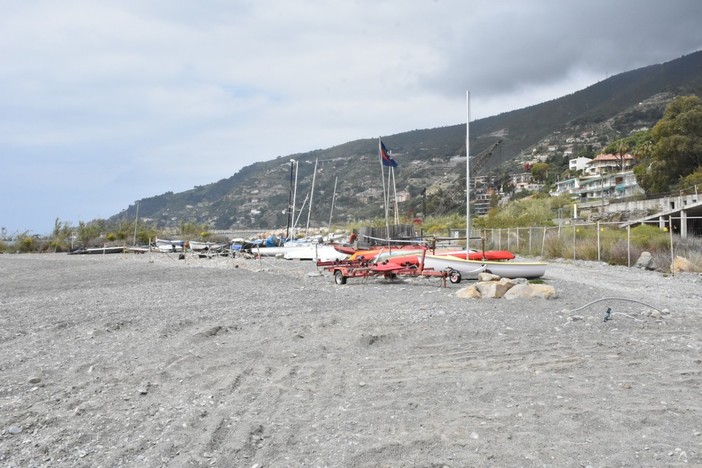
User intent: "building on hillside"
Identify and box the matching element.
[395,190,411,203]
[510,172,542,192]
[579,172,644,200]
[569,157,592,172]
[552,178,582,197]
[585,153,636,175]
[473,189,495,216]
[551,171,643,200]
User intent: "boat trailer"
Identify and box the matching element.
[316,249,461,287]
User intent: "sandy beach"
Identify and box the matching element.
[1,252,701,467]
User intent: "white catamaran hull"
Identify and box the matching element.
[283,244,349,262]
[424,255,546,280]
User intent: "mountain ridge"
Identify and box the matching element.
[111,51,702,231]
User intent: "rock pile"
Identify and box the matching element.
[455,272,556,299]
[635,251,699,274]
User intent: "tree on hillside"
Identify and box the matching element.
[678,167,702,190]
[530,162,549,183]
[633,95,702,194]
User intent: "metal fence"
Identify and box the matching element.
[469,216,702,274]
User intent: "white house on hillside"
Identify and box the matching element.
[569,157,592,172]
[552,171,643,200]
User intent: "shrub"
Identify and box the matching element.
[630,225,669,251]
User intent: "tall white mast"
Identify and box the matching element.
[391,168,399,225]
[378,138,391,245]
[291,160,299,240]
[306,158,318,233]
[466,91,471,254]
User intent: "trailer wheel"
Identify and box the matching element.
[334,270,347,285]
[448,269,462,284]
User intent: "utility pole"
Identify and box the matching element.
[421,187,427,220]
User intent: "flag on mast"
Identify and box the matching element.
[380,141,398,167]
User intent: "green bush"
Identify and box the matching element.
[630,224,669,251]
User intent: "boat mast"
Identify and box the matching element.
[378,138,391,246]
[291,160,299,240]
[391,168,399,225]
[306,158,318,234]
[466,91,471,255]
[286,160,295,239]
[328,176,338,229]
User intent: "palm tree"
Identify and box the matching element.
[615,141,629,172]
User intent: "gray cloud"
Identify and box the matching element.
[1,0,701,234]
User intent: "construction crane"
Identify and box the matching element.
[469,138,502,175]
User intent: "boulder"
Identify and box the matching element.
[635,251,657,270]
[503,283,557,300]
[475,278,516,299]
[477,272,501,282]
[456,278,556,300]
[455,284,482,299]
[671,255,696,273]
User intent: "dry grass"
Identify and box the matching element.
[482,223,702,273]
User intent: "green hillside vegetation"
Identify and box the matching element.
[631,95,702,194]
[477,95,702,228]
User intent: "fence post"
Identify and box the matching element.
[541,227,546,257]
[572,225,576,261]
[596,222,601,262]
[529,227,533,254]
[627,225,631,268]
[669,215,675,276]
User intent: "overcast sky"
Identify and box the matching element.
[2,0,701,236]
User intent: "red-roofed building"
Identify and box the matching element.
[585,153,636,175]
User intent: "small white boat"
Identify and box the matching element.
[423,254,546,280]
[69,245,125,255]
[188,240,227,252]
[249,245,288,257]
[154,238,185,252]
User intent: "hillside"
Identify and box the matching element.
[110,51,702,231]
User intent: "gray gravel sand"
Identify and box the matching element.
[1,252,701,467]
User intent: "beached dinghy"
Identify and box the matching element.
[188,240,227,252]
[423,254,546,280]
[154,238,185,252]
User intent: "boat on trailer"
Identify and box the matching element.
[376,249,545,281]
[422,254,546,280]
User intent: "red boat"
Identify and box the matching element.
[382,249,514,267]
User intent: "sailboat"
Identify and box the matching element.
[422,92,546,281]
[375,93,545,281]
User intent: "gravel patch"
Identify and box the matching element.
[1,252,701,466]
